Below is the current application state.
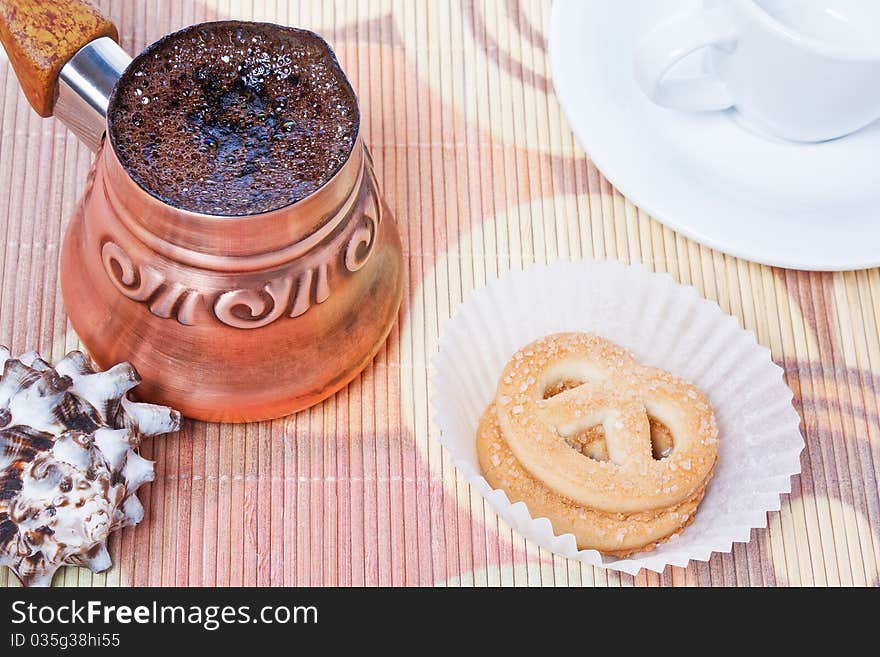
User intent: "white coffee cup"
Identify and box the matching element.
[634,0,880,142]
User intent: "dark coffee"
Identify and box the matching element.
[108,22,358,216]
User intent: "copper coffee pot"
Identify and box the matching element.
[0,0,403,422]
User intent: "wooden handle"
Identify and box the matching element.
[0,0,118,117]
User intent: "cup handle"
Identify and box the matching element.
[634,8,737,111]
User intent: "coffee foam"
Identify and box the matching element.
[108,22,358,215]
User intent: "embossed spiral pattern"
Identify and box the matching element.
[99,175,379,330]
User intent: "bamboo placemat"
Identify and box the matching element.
[1,0,878,587]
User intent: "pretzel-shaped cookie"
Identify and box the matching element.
[477,406,707,555]
[494,333,718,515]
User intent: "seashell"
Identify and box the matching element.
[0,346,181,586]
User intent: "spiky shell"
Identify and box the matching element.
[0,347,181,586]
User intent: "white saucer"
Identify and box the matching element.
[549,0,880,271]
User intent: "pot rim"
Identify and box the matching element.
[105,19,362,220]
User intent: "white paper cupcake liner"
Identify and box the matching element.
[431,260,804,575]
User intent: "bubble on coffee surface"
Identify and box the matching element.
[109,22,357,215]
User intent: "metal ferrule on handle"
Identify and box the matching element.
[56,37,131,151]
